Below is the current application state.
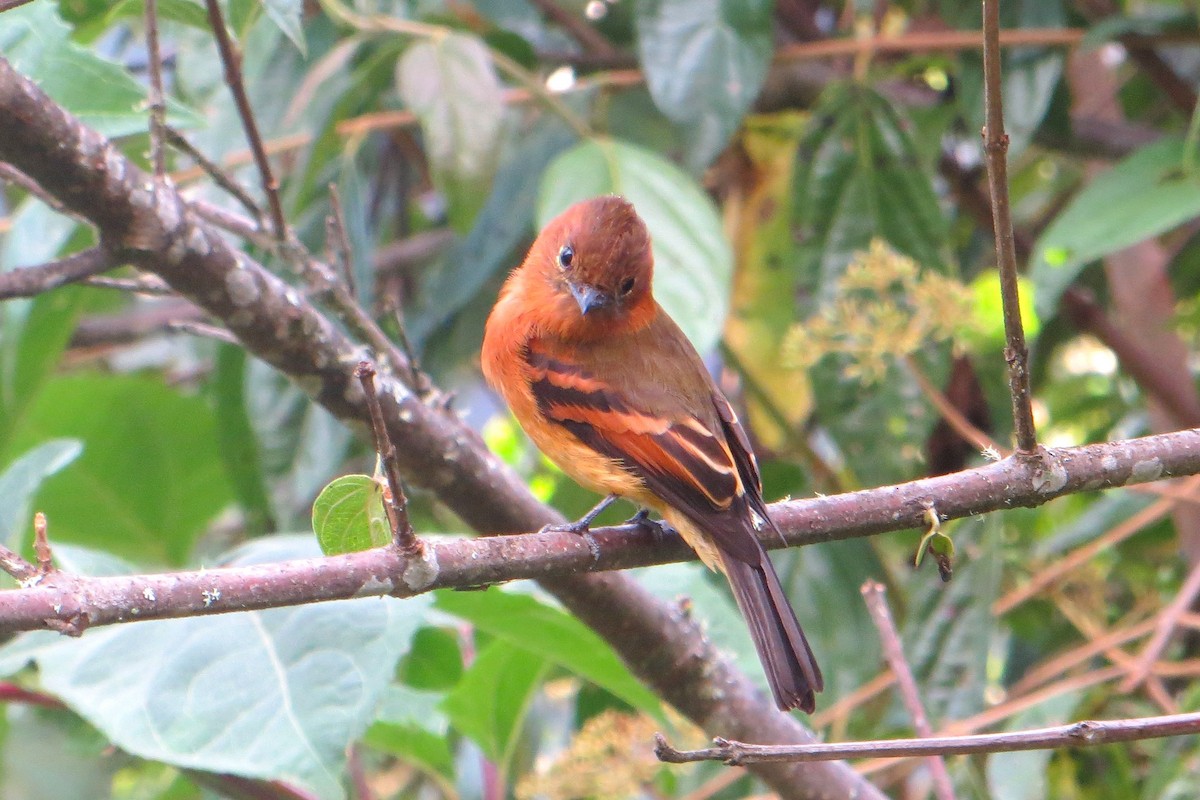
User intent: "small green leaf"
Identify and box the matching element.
[441,638,547,770]
[538,138,733,354]
[1032,138,1200,317]
[635,0,773,169]
[102,0,211,30]
[436,589,661,715]
[311,475,390,556]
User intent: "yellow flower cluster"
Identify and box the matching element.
[785,239,974,384]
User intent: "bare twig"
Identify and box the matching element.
[82,274,173,295]
[325,184,357,298]
[0,681,67,709]
[165,319,240,345]
[1121,557,1200,692]
[0,542,37,583]
[144,0,167,176]
[981,0,1037,454]
[654,711,1200,765]
[32,513,53,575]
[861,581,955,800]
[0,247,116,300]
[202,0,287,239]
[355,362,418,553]
[166,126,265,225]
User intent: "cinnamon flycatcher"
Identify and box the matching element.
[482,195,822,712]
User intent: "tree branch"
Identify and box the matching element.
[0,246,116,300]
[654,711,1200,764]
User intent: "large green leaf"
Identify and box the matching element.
[440,638,548,772]
[635,0,773,169]
[0,3,203,136]
[1,707,116,800]
[793,83,950,309]
[436,589,661,715]
[8,374,234,565]
[363,685,454,786]
[538,138,734,354]
[1032,138,1200,317]
[22,536,430,800]
[396,32,506,227]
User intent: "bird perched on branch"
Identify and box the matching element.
[482,195,822,712]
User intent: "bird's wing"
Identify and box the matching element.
[525,343,763,564]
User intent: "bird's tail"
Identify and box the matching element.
[721,550,823,713]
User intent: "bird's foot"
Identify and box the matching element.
[538,493,619,536]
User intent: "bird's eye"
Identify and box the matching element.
[619,277,635,296]
[558,245,574,270]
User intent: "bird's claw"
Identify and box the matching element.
[539,519,594,536]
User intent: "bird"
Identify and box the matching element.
[481,195,822,712]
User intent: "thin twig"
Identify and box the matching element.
[355,362,418,553]
[654,711,1200,764]
[165,126,265,225]
[165,319,240,345]
[981,0,1038,454]
[82,274,174,295]
[861,581,956,800]
[0,542,37,583]
[202,0,287,240]
[325,184,357,298]
[32,513,53,575]
[1121,557,1200,692]
[144,0,167,176]
[0,247,116,300]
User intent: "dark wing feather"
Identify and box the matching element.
[526,345,761,563]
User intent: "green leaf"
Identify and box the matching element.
[634,0,773,169]
[7,374,234,565]
[440,638,548,770]
[396,32,505,226]
[311,475,391,555]
[1031,138,1200,318]
[793,83,950,309]
[986,690,1083,800]
[0,3,203,137]
[0,440,82,549]
[29,536,432,800]
[1,707,117,800]
[436,589,661,715]
[538,138,734,354]
[262,0,306,54]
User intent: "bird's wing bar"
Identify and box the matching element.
[527,348,762,564]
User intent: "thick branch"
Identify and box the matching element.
[2,430,1198,631]
[0,55,877,800]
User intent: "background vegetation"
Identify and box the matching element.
[2,0,1200,798]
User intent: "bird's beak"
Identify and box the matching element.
[569,283,611,315]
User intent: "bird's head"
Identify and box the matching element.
[523,195,656,338]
